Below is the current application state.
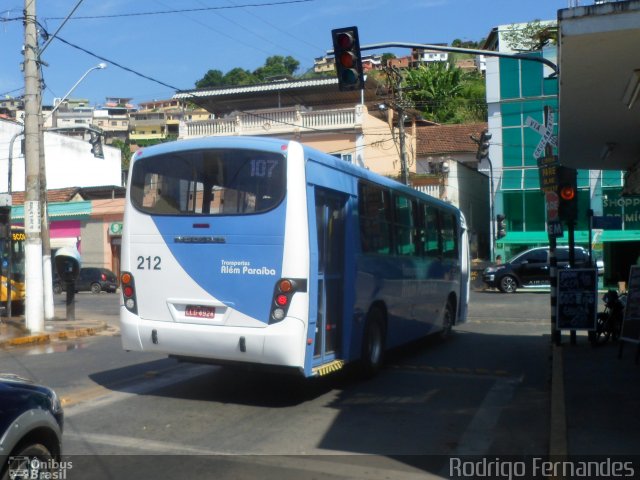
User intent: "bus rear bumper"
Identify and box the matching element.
[120,307,306,369]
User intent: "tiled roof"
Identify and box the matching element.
[416,122,488,156]
[11,187,79,205]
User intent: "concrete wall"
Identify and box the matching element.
[1,119,122,192]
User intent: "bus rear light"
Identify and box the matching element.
[269,278,307,324]
[121,271,137,314]
[278,279,293,293]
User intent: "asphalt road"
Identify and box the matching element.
[2,290,554,479]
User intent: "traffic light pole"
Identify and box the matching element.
[348,42,558,75]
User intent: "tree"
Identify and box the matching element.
[195,56,301,88]
[502,20,557,51]
[111,138,131,171]
[195,69,224,89]
[223,68,257,86]
[403,63,465,124]
[253,55,300,81]
[451,38,484,49]
[381,52,396,66]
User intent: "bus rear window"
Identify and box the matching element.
[130,148,286,215]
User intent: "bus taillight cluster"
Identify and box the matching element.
[270,278,305,324]
[121,272,138,314]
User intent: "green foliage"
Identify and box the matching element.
[402,64,486,124]
[253,55,300,81]
[451,38,484,49]
[195,55,301,88]
[111,139,131,171]
[403,63,463,123]
[195,69,224,89]
[223,68,258,86]
[502,20,557,51]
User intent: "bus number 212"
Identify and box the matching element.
[137,256,161,270]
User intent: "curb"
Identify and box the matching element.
[549,343,568,458]
[0,322,108,349]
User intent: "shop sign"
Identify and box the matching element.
[109,222,123,236]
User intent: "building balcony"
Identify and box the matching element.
[179,106,363,139]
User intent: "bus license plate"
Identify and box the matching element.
[185,305,215,319]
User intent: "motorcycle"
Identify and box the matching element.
[592,289,626,345]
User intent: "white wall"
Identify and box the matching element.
[1,119,122,192]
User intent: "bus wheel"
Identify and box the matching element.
[361,308,385,378]
[440,299,455,340]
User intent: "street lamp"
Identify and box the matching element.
[41,62,108,324]
[45,63,108,123]
[30,63,107,330]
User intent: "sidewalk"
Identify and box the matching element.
[0,305,111,349]
[552,333,640,457]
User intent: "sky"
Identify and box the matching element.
[1,0,571,108]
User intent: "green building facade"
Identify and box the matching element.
[487,48,636,287]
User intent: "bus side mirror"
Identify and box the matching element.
[54,247,81,282]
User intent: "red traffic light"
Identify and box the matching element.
[331,26,364,92]
[559,185,576,201]
[339,51,355,68]
[336,32,354,49]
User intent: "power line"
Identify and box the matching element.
[43,0,314,20]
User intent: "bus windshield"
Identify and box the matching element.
[130,148,286,216]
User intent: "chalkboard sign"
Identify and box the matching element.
[621,266,640,344]
[556,268,597,330]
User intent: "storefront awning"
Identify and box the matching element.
[497,231,590,245]
[498,229,640,245]
[10,201,92,220]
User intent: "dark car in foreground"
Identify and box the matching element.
[0,374,63,480]
[53,267,118,294]
[482,246,603,293]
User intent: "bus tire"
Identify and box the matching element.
[440,298,455,340]
[361,308,385,378]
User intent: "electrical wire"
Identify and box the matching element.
[43,0,314,20]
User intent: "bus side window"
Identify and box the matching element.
[442,213,458,259]
[393,195,415,256]
[424,205,441,258]
[413,200,424,256]
[358,182,391,255]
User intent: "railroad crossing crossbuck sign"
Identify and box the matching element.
[527,108,558,159]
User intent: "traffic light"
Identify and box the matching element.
[496,214,506,239]
[476,129,492,160]
[557,166,577,222]
[0,206,10,238]
[331,27,364,91]
[89,131,104,159]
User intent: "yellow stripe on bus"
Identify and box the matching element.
[312,359,345,377]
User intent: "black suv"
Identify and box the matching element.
[482,246,601,293]
[0,374,64,480]
[53,267,118,294]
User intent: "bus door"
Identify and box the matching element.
[313,188,348,364]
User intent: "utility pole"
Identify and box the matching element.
[385,66,409,185]
[23,0,45,332]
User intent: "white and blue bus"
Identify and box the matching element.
[120,137,470,377]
